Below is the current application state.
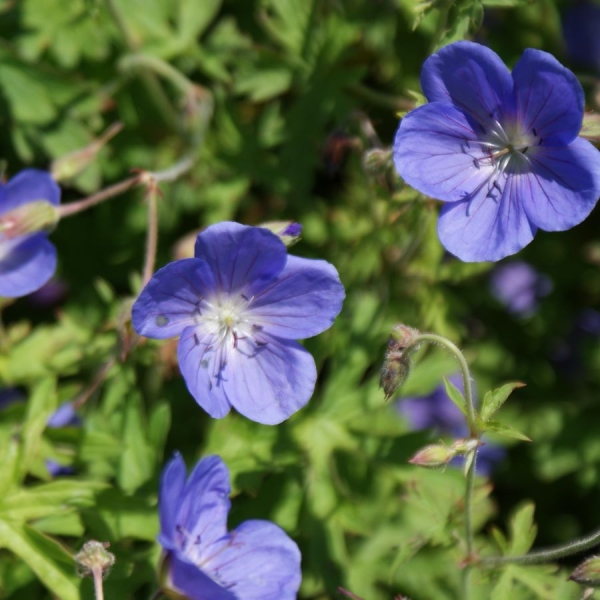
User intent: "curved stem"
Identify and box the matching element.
[346,83,415,112]
[120,54,195,95]
[412,333,477,435]
[57,176,141,218]
[480,526,600,567]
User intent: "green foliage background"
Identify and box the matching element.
[0,0,599,599]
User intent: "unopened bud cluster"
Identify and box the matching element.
[74,540,115,579]
[380,324,421,399]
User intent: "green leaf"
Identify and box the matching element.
[490,570,515,600]
[481,382,526,422]
[0,63,57,124]
[483,419,531,442]
[0,520,80,600]
[508,502,537,555]
[117,393,154,494]
[0,434,20,497]
[19,378,58,482]
[0,480,107,521]
[442,376,468,416]
[177,0,222,45]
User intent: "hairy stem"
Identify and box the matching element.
[412,333,477,435]
[480,526,600,567]
[120,54,195,95]
[142,180,159,285]
[92,565,104,600]
[57,176,141,218]
[106,0,180,129]
[406,332,479,599]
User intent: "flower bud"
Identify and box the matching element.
[51,122,123,183]
[380,324,421,399]
[569,556,600,586]
[74,540,115,579]
[0,200,59,239]
[409,443,457,468]
[259,221,303,247]
[362,148,392,175]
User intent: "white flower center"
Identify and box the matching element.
[197,292,256,349]
[460,117,543,202]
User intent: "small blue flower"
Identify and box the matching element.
[159,453,301,600]
[394,41,600,262]
[398,374,505,476]
[489,261,552,317]
[0,169,61,297]
[132,221,345,425]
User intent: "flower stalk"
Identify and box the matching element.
[480,526,600,567]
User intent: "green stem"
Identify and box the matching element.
[106,0,180,130]
[480,526,600,567]
[412,333,477,435]
[460,450,478,599]
[346,83,415,112]
[119,54,195,95]
[405,331,479,599]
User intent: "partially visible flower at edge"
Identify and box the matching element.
[397,374,505,476]
[0,169,61,297]
[158,453,301,600]
[132,221,345,425]
[393,41,600,262]
[489,260,552,317]
[562,1,600,74]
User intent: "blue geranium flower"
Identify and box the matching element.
[394,41,600,262]
[132,221,345,425]
[158,453,301,600]
[398,374,505,476]
[489,260,552,317]
[0,169,61,297]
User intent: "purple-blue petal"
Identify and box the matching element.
[132,258,217,339]
[225,335,317,425]
[177,327,233,419]
[158,453,188,551]
[0,234,57,297]
[250,255,345,339]
[437,172,537,262]
[194,222,287,297]
[520,138,600,231]
[512,48,584,146]
[178,329,317,425]
[0,169,60,216]
[420,41,514,129]
[394,103,495,202]
[170,554,236,600]
[47,402,80,428]
[201,520,301,600]
[177,455,231,550]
